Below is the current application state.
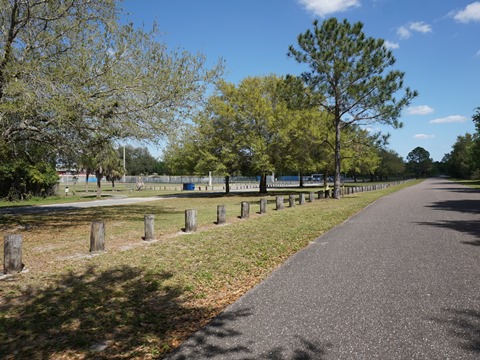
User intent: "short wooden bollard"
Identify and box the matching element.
[276,196,284,211]
[299,193,305,205]
[4,234,23,274]
[241,202,250,219]
[90,221,105,253]
[289,195,295,207]
[144,214,155,241]
[309,192,315,202]
[260,198,267,214]
[185,209,197,232]
[317,190,323,200]
[325,189,331,198]
[217,205,226,224]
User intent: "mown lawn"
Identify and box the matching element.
[0,180,421,359]
[452,178,480,189]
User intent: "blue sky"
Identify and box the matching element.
[122,0,479,162]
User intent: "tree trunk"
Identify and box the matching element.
[259,173,268,194]
[95,170,102,199]
[225,175,230,195]
[85,170,90,192]
[334,118,341,199]
[299,172,304,187]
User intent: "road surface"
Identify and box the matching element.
[165,178,480,359]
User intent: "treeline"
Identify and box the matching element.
[441,108,480,179]
[162,75,407,193]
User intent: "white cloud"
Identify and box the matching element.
[413,134,435,139]
[384,41,399,49]
[397,26,411,39]
[409,22,432,34]
[298,0,360,17]
[406,105,434,115]
[429,115,468,124]
[454,2,480,23]
[397,22,432,39]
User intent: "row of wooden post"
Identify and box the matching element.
[3,181,406,274]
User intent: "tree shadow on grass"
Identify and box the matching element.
[430,308,480,354]
[0,265,212,359]
[0,204,184,231]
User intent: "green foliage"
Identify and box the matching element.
[406,146,433,178]
[375,149,405,180]
[0,0,222,153]
[342,127,382,181]
[0,147,58,200]
[0,0,222,201]
[164,75,335,193]
[442,108,480,179]
[443,134,477,179]
[121,146,164,176]
[288,18,417,197]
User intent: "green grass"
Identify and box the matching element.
[451,178,480,189]
[0,179,421,359]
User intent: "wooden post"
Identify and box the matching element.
[90,221,105,253]
[185,209,197,232]
[144,214,155,241]
[309,192,315,202]
[325,189,330,198]
[289,194,295,207]
[217,205,226,224]
[241,202,250,219]
[4,234,23,274]
[276,196,284,211]
[260,198,267,214]
[299,193,305,205]
[317,190,323,200]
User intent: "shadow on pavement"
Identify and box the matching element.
[416,220,480,244]
[417,199,480,245]
[426,199,480,215]
[431,308,480,354]
[166,307,332,359]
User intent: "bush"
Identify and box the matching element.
[0,159,59,201]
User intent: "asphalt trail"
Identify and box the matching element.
[165,178,480,359]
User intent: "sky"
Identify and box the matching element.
[121,0,479,162]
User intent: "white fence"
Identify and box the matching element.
[58,174,259,185]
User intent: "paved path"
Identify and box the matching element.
[0,196,167,215]
[165,178,480,359]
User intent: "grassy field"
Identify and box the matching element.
[0,180,421,359]
[452,178,480,189]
